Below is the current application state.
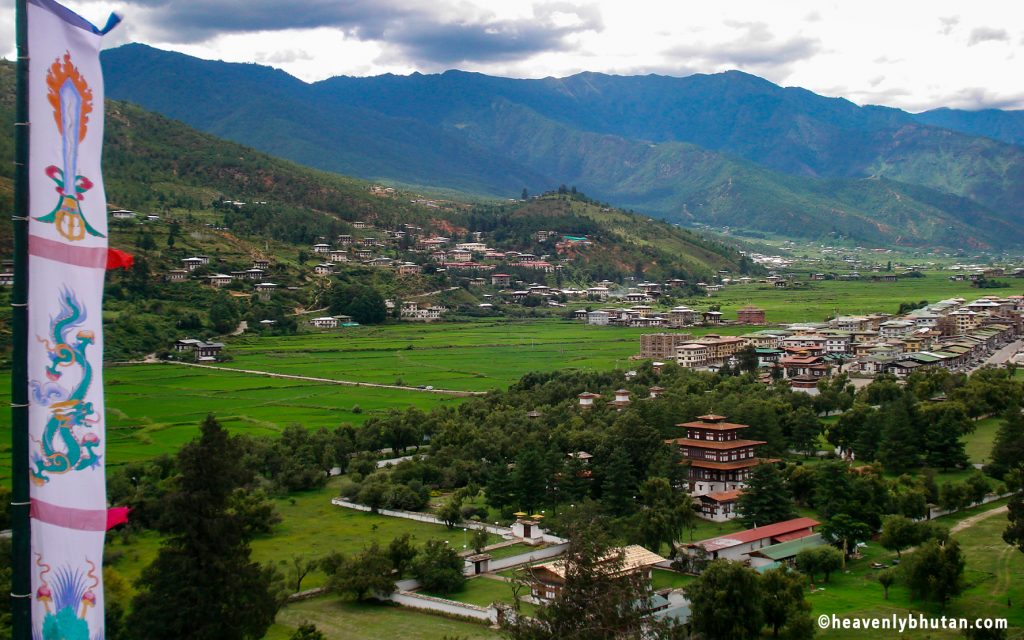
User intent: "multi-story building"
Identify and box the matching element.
[737,305,766,325]
[639,333,696,359]
[665,413,766,500]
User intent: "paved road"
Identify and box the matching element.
[980,339,1023,368]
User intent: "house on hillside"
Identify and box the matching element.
[182,257,206,271]
[310,317,338,329]
[254,282,277,301]
[165,269,189,282]
[195,342,223,361]
[174,338,203,352]
[207,274,232,288]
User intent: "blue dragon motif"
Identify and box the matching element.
[30,288,102,485]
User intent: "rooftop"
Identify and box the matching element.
[692,517,821,553]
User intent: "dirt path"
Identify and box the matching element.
[163,361,485,396]
[950,504,1009,535]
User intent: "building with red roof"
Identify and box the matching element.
[682,517,821,561]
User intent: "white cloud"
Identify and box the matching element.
[967,26,1009,46]
[5,0,1023,111]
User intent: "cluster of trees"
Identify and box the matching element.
[320,533,465,600]
[687,561,814,640]
[325,364,1004,549]
[108,423,359,531]
[328,282,387,324]
[827,371,1007,473]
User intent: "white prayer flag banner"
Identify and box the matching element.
[25,0,119,637]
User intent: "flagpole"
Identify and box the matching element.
[11,0,32,636]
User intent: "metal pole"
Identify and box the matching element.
[11,0,32,637]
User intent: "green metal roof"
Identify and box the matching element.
[749,534,825,561]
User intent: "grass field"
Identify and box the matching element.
[212,320,657,392]
[0,364,463,483]
[812,499,1024,638]
[964,417,1002,467]
[423,575,528,610]
[265,597,498,640]
[671,274,995,325]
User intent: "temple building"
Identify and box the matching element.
[665,414,768,520]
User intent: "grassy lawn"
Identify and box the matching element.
[423,575,527,610]
[652,568,693,591]
[964,416,1002,466]
[684,516,746,543]
[811,497,1023,638]
[485,543,540,561]
[265,595,498,640]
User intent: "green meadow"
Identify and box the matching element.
[669,274,998,325]
[264,597,497,640]
[213,320,653,392]
[0,364,462,482]
[106,477,506,595]
[812,499,1024,638]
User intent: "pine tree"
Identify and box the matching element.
[560,455,591,503]
[988,402,1024,480]
[127,415,279,640]
[512,447,547,514]
[925,405,970,470]
[878,394,922,473]
[601,446,637,517]
[687,561,764,639]
[737,464,797,528]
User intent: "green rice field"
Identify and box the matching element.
[670,274,999,326]
[211,320,655,392]
[0,363,463,482]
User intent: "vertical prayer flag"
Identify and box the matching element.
[24,0,119,637]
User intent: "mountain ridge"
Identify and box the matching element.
[100,44,1024,248]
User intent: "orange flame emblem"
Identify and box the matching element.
[46,52,92,143]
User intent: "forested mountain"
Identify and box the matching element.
[0,59,745,279]
[100,44,1024,248]
[913,108,1024,147]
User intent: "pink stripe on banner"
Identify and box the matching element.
[30,498,108,531]
[29,234,107,268]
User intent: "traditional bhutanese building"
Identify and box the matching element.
[737,305,766,325]
[527,545,665,601]
[665,414,766,499]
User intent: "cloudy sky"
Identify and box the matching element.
[6,0,1023,111]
